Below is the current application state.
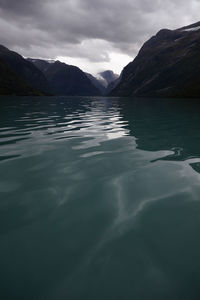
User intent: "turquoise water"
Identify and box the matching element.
[1,96,200,299]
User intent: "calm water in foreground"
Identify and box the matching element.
[1,96,200,299]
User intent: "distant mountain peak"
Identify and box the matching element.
[97,70,119,88]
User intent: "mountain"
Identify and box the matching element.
[42,60,101,96]
[29,58,101,96]
[99,70,119,87]
[110,21,200,98]
[0,58,42,96]
[85,73,106,95]
[27,58,55,73]
[106,76,121,94]
[0,45,51,94]
[0,46,116,97]
[86,71,120,95]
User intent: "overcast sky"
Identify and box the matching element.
[0,0,199,75]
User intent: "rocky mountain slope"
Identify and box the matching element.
[0,45,51,94]
[110,21,200,98]
[27,58,55,73]
[29,58,101,96]
[44,61,101,96]
[0,58,42,96]
[85,73,106,95]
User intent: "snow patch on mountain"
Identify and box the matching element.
[182,26,200,32]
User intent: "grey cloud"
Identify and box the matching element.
[0,0,199,65]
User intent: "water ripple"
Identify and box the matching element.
[0,98,130,162]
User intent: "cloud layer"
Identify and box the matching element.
[0,0,200,73]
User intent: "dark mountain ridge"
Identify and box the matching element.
[0,58,42,96]
[110,21,200,98]
[0,45,118,97]
[43,60,101,96]
[0,45,51,94]
[29,58,101,96]
[0,46,105,96]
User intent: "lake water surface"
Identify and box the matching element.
[1,96,200,299]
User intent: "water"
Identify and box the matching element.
[1,96,200,299]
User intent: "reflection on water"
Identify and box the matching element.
[1,96,200,299]
[0,97,130,160]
